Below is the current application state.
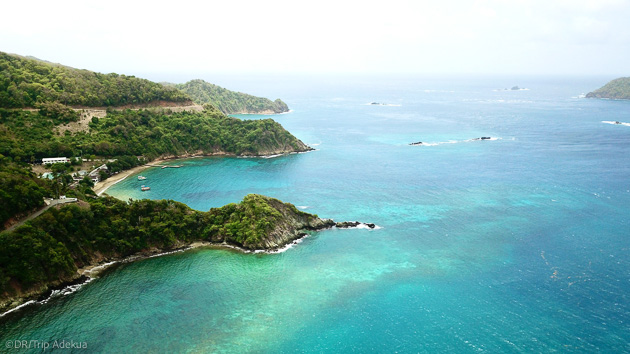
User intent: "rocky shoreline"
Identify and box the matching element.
[0,218,378,316]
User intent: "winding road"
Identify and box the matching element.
[5,198,78,232]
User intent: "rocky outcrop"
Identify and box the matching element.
[211,195,335,250]
[335,221,377,229]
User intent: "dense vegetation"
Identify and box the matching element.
[586,77,630,99]
[174,79,289,114]
[0,53,321,312]
[0,159,49,228]
[0,194,326,306]
[0,52,190,108]
[0,104,309,229]
[0,107,308,162]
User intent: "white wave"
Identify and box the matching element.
[603,121,630,126]
[289,149,318,155]
[0,300,37,317]
[468,137,501,141]
[337,222,381,230]
[356,223,382,230]
[412,137,501,147]
[82,260,119,276]
[310,143,321,146]
[297,206,310,209]
[253,235,309,254]
[238,153,290,159]
[365,103,402,107]
[42,279,94,303]
[147,248,189,259]
[262,154,284,159]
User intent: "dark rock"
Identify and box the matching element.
[511,86,520,90]
[37,275,90,301]
[334,221,377,229]
[336,221,361,228]
[410,141,423,145]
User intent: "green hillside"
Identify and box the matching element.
[0,54,310,228]
[0,53,318,313]
[0,108,309,162]
[175,79,289,114]
[0,194,332,312]
[586,77,630,99]
[0,52,191,108]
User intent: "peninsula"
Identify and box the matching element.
[0,194,337,313]
[173,79,290,115]
[586,77,630,99]
[0,51,351,315]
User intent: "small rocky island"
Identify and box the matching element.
[501,86,526,91]
[586,77,630,99]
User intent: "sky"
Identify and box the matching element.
[1,0,629,79]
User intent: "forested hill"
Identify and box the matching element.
[0,54,311,228]
[174,79,289,114]
[0,194,334,313]
[586,77,630,99]
[0,52,191,108]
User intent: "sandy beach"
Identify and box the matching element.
[94,164,154,196]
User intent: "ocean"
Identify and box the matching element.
[1,75,629,352]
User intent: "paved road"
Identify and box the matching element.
[5,198,78,232]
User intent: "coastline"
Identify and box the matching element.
[0,215,376,316]
[94,164,154,196]
[1,241,215,317]
[0,234,317,317]
[94,149,314,195]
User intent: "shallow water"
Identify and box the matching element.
[2,75,629,352]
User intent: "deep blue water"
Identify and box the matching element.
[2,75,629,352]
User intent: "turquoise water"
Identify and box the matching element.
[2,76,630,352]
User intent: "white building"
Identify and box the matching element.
[42,157,69,165]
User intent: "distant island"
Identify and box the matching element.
[172,79,290,115]
[0,52,353,315]
[586,77,630,99]
[497,86,527,91]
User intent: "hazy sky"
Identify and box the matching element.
[2,0,629,78]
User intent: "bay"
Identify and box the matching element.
[2,75,629,352]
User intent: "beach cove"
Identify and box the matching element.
[2,75,630,352]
